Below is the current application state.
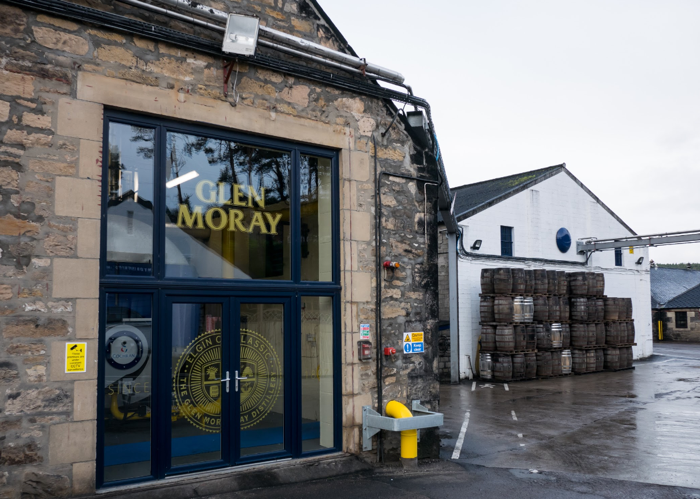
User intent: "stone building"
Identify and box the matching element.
[651,267,700,342]
[0,0,457,496]
[438,165,652,381]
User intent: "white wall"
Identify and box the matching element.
[456,172,651,379]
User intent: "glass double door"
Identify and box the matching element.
[166,295,289,473]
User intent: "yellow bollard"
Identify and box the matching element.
[385,400,417,459]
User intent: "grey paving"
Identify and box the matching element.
[440,343,700,489]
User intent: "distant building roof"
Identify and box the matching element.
[651,267,700,308]
[665,282,700,309]
[439,164,635,235]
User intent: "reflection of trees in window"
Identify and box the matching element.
[108,125,154,206]
[169,133,290,208]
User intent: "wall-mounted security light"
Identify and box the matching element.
[471,240,482,251]
[222,14,260,55]
[636,257,644,265]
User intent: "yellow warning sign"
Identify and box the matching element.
[411,332,424,342]
[404,333,411,342]
[65,342,87,373]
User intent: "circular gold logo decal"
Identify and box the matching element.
[173,328,282,432]
[173,329,223,433]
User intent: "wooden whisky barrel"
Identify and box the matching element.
[595,298,605,322]
[511,268,526,294]
[561,324,571,348]
[551,351,562,375]
[586,272,597,295]
[480,268,495,294]
[494,296,514,322]
[572,349,586,373]
[536,324,552,349]
[595,323,606,346]
[604,298,619,321]
[595,349,604,371]
[556,271,568,296]
[533,269,548,294]
[605,322,620,346]
[524,269,535,294]
[481,326,496,351]
[533,296,549,321]
[546,270,557,294]
[525,352,537,378]
[587,323,597,346]
[514,325,527,351]
[493,354,512,381]
[548,296,561,322]
[496,325,515,352]
[512,353,525,380]
[569,272,587,296]
[570,297,588,322]
[595,273,605,296]
[571,324,588,348]
[480,297,495,322]
[586,350,596,372]
[560,297,570,321]
[604,348,620,370]
[493,268,513,294]
[525,325,537,350]
[536,351,552,377]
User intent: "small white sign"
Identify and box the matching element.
[360,323,370,340]
[403,332,425,355]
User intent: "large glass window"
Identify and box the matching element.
[103,293,153,482]
[165,132,291,280]
[300,156,333,282]
[300,297,334,452]
[106,124,155,276]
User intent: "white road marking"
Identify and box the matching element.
[511,410,518,421]
[480,384,495,389]
[520,444,525,447]
[504,383,509,391]
[472,382,476,391]
[451,410,470,460]
[518,433,523,438]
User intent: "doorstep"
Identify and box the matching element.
[86,453,371,499]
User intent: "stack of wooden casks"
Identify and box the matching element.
[479,268,635,382]
[531,269,572,379]
[479,268,564,382]
[567,272,635,373]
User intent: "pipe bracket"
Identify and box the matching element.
[362,400,444,451]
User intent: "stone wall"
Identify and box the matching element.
[437,230,450,381]
[656,309,700,342]
[0,1,441,496]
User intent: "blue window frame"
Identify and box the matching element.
[97,110,342,488]
[501,226,514,257]
[615,247,622,267]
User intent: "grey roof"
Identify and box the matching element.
[650,267,700,308]
[450,164,563,221]
[441,164,636,235]
[665,283,700,309]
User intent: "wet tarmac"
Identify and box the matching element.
[440,343,700,489]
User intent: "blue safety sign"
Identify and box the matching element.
[412,343,424,353]
[403,343,412,354]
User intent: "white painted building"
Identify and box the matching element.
[438,164,652,380]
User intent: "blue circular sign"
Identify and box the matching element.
[556,228,572,253]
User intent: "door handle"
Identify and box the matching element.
[220,371,230,393]
[234,370,248,392]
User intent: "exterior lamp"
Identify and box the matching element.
[471,240,482,251]
[636,257,644,265]
[222,14,260,55]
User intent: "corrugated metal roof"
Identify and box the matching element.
[651,267,700,308]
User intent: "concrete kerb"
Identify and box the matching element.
[83,454,372,499]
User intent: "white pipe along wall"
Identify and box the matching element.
[455,171,651,380]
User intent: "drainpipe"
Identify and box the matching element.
[447,232,461,383]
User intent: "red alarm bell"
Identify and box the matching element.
[383,347,397,356]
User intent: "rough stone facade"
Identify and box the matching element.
[654,309,700,342]
[437,231,451,381]
[0,0,442,496]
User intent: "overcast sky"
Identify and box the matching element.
[321,0,700,264]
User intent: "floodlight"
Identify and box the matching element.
[222,14,260,56]
[471,240,482,251]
